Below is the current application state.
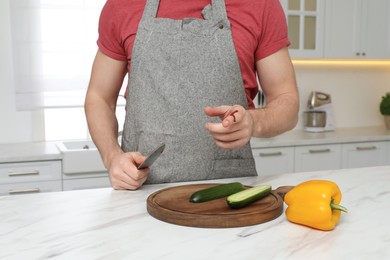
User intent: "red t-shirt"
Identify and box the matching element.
[97,0,290,108]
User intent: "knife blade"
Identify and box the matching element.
[137,143,165,169]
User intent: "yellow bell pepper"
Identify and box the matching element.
[284,180,347,231]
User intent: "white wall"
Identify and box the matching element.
[1,1,390,144]
[293,62,390,130]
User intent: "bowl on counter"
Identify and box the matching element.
[303,111,326,128]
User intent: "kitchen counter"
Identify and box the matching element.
[251,126,390,148]
[0,141,61,163]
[1,166,389,259]
[0,126,389,163]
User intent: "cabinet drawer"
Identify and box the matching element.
[388,142,390,165]
[252,147,294,176]
[342,142,388,169]
[0,161,61,184]
[62,171,108,180]
[0,180,62,196]
[63,177,111,191]
[295,144,341,172]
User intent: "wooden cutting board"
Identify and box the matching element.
[146,183,293,228]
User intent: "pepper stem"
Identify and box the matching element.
[330,198,348,213]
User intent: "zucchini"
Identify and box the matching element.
[227,185,272,209]
[189,182,245,203]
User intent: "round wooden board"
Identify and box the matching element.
[147,183,286,228]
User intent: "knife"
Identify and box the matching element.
[137,143,165,169]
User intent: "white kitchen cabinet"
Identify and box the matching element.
[324,0,390,59]
[388,142,390,165]
[0,160,62,195]
[63,176,111,191]
[0,181,62,196]
[253,140,390,174]
[280,0,325,58]
[252,147,294,175]
[294,144,341,172]
[341,141,388,169]
[62,171,111,191]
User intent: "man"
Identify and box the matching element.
[85,0,299,190]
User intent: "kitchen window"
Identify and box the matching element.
[44,108,89,140]
[44,105,126,141]
[9,0,106,110]
[9,0,127,140]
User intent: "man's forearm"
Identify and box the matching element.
[85,96,123,169]
[249,92,299,138]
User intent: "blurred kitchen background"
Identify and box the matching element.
[1,0,390,144]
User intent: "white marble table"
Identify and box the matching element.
[1,166,389,260]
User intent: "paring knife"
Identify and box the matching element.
[137,143,165,169]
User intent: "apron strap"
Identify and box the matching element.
[210,0,229,23]
[138,0,160,28]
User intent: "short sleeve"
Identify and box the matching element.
[255,0,290,61]
[97,0,128,61]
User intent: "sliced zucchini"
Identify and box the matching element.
[227,185,272,209]
[189,182,245,203]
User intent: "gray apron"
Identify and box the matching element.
[122,0,257,184]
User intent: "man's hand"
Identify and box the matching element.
[107,152,149,190]
[204,105,254,149]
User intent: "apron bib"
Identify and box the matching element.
[122,0,257,184]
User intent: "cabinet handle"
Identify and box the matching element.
[309,148,331,154]
[356,52,360,56]
[8,170,40,177]
[356,146,376,151]
[8,188,41,195]
[259,152,283,157]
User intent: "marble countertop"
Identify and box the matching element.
[1,166,389,259]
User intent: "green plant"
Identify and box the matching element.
[380,93,390,115]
